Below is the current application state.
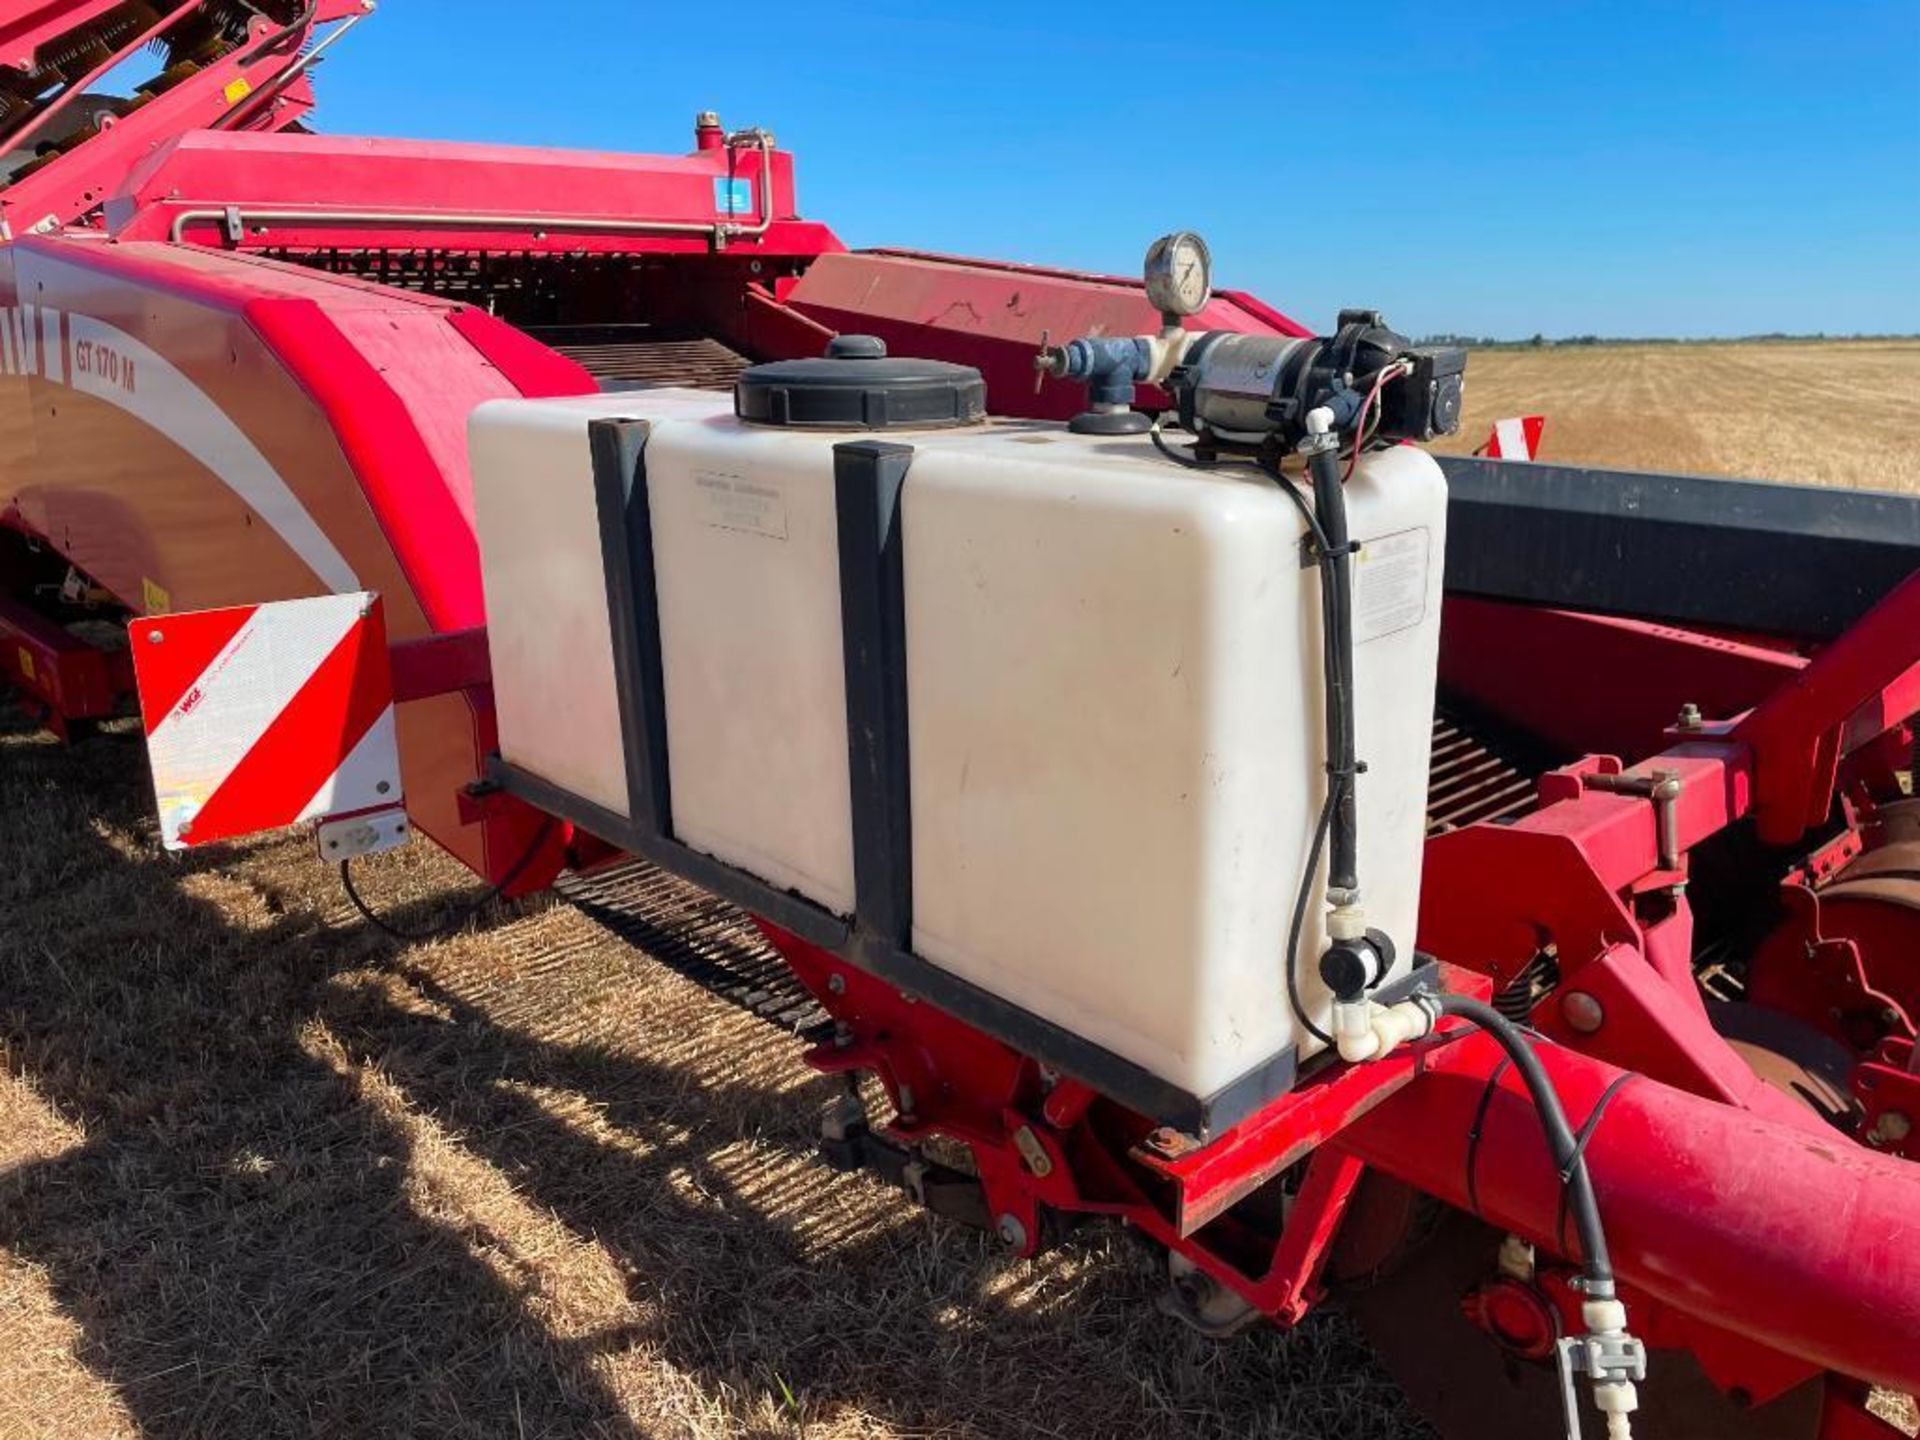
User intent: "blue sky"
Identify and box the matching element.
[313,2,1917,340]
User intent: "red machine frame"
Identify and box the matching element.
[2,5,1918,1435]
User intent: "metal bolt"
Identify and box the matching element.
[1876,1111,1913,1144]
[1676,702,1703,730]
[147,629,164,643]
[996,1214,1028,1250]
[1013,1124,1054,1178]
[826,973,846,995]
[374,780,391,795]
[1561,991,1605,1034]
[1143,1126,1195,1159]
[177,820,193,837]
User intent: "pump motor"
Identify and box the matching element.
[1168,312,1465,449]
[1036,235,1465,453]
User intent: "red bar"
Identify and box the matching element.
[0,592,129,728]
[1737,567,1920,843]
[389,626,491,704]
[1335,1032,1920,1394]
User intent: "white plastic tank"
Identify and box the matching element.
[469,385,1446,1100]
[901,436,1444,1095]
[643,417,858,915]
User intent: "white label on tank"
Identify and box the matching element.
[693,469,788,540]
[1353,526,1430,645]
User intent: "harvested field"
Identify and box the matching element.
[0,719,1423,1439]
[1433,339,1920,491]
[4,339,1920,1439]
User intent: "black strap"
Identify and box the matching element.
[1555,1072,1637,1254]
[1464,1055,1514,1220]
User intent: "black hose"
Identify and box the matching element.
[1305,443,1360,895]
[1148,433,1360,1050]
[1285,782,1341,1046]
[1431,993,1616,1297]
[1249,449,1358,1048]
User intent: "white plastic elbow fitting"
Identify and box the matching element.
[1332,998,1381,1062]
[1333,997,1436,1064]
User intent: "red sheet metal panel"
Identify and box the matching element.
[0,232,563,883]
[105,130,846,260]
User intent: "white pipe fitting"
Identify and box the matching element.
[1333,997,1436,1064]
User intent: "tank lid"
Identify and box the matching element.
[735,335,987,430]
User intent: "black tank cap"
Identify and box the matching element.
[735,335,987,430]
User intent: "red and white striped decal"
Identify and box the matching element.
[131,593,401,849]
[1483,415,1546,460]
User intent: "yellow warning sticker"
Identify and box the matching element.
[223,78,253,105]
[16,646,33,683]
[142,576,172,615]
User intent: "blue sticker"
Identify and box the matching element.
[715,177,753,215]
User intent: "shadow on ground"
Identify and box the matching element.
[0,714,1429,1439]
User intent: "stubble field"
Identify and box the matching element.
[3,339,1919,1440]
[1432,339,1920,490]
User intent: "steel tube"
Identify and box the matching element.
[1333,1033,1920,1392]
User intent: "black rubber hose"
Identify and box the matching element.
[1305,442,1360,895]
[1431,993,1616,1297]
[1285,781,1341,1046]
[1156,436,1360,1050]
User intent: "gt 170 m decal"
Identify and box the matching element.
[1,299,360,595]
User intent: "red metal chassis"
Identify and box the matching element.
[1,6,1918,1428]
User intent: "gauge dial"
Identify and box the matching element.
[1144,231,1213,317]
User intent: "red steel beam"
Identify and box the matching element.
[1737,567,1920,843]
[0,591,129,735]
[1335,1031,1920,1395]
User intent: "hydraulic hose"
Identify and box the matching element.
[1430,994,1614,1297]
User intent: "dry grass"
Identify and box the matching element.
[0,718,1421,1439]
[6,339,1920,1438]
[1433,339,1920,492]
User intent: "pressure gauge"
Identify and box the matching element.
[1144,231,1213,317]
